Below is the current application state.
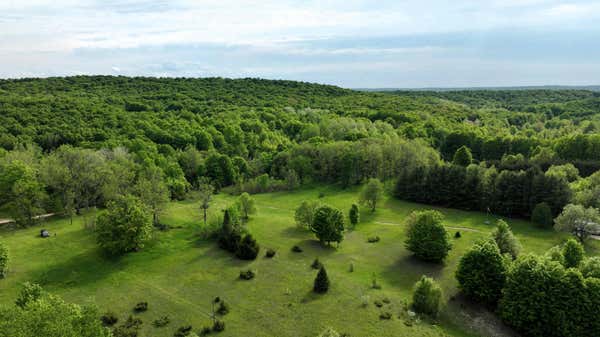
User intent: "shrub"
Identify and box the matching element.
[581,257,600,278]
[349,204,359,227]
[15,282,43,308]
[562,238,584,268]
[531,202,553,227]
[212,320,225,332]
[265,248,276,258]
[200,326,212,335]
[101,312,119,326]
[152,316,170,327]
[374,300,383,307]
[317,327,340,337]
[236,234,260,260]
[113,315,143,337]
[174,325,193,337]
[411,276,443,317]
[133,301,148,312]
[0,241,8,278]
[405,210,451,262]
[217,301,229,315]
[292,245,303,253]
[367,236,380,243]
[313,266,330,293]
[492,220,521,259]
[379,311,392,320]
[371,273,381,289]
[455,240,506,306]
[311,258,322,269]
[545,245,565,264]
[239,269,255,280]
[454,231,461,238]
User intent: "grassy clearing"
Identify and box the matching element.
[1,186,597,337]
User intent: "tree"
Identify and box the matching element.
[313,265,330,293]
[562,238,584,268]
[359,178,384,212]
[237,192,256,220]
[348,204,359,228]
[294,200,319,229]
[2,284,110,337]
[554,204,600,242]
[95,195,153,255]
[456,240,506,306]
[452,145,473,166]
[405,210,451,262]
[135,165,170,226]
[531,202,553,227]
[311,205,345,246]
[198,182,214,225]
[0,160,46,227]
[411,276,443,317]
[236,234,260,260]
[0,242,7,278]
[492,220,521,259]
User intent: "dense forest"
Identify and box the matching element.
[1,77,600,337]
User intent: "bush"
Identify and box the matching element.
[313,266,330,294]
[113,315,143,337]
[174,325,193,337]
[236,234,260,260]
[455,240,507,306]
[562,238,584,268]
[217,301,229,315]
[454,231,461,238]
[379,311,392,320]
[581,257,600,278]
[367,236,380,243]
[411,276,443,317]
[200,326,211,335]
[239,269,255,280]
[292,245,303,253]
[152,316,170,327]
[531,202,553,227]
[265,248,276,258]
[349,204,359,227]
[101,312,119,326]
[405,210,451,262]
[0,241,8,278]
[133,301,148,312]
[15,282,43,308]
[492,220,521,259]
[212,320,225,332]
[311,258,322,269]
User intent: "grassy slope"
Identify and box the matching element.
[1,186,597,337]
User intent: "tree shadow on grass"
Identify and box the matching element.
[33,248,126,290]
[380,255,446,288]
[280,225,310,239]
[300,289,326,304]
[287,239,338,259]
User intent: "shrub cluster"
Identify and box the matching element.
[411,276,442,317]
[239,269,255,280]
[265,248,276,258]
[133,301,148,312]
[152,316,170,327]
[101,312,119,326]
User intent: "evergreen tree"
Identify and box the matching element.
[411,276,443,317]
[562,238,584,268]
[348,204,359,228]
[492,220,521,259]
[313,266,330,293]
[236,234,260,260]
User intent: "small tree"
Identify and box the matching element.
[313,265,330,293]
[236,234,260,260]
[0,242,7,278]
[135,165,170,226]
[198,182,214,225]
[237,192,256,220]
[15,282,44,308]
[562,238,584,268]
[218,209,242,253]
[531,202,553,228]
[359,178,384,212]
[294,200,319,229]
[492,220,521,259]
[554,204,600,242]
[452,145,473,166]
[311,205,345,246]
[95,195,153,255]
[348,204,359,228]
[456,240,507,306]
[411,276,443,317]
[405,210,451,262]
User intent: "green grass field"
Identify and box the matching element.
[1,186,598,337]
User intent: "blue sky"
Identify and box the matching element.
[1,0,599,87]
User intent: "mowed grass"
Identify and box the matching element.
[1,186,598,337]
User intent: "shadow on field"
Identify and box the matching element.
[33,249,125,289]
[287,239,338,258]
[380,255,445,287]
[281,226,309,239]
[300,289,326,304]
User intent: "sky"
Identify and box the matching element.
[1,0,600,88]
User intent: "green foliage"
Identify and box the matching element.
[456,240,507,306]
[135,165,170,225]
[562,239,585,268]
[311,258,322,270]
[491,220,521,259]
[100,312,118,326]
[405,210,451,262]
[0,241,7,278]
[411,276,443,317]
[313,266,330,294]
[348,204,359,228]
[198,182,214,225]
[15,282,44,308]
[531,202,553,227]
[294,200,320,229]
[311,205,345,245]
[95,195,153,255]
[237,192,256,219]
[452,145,473,166]
[581,257,600,278]
[359,178,384,212]
[236,234,260,260]
[554,203,600,242]
[316,327,341,337]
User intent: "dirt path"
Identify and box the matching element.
[375,221,483,233]
[0,213,56,225]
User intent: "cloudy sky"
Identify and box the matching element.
[1,0,599,87]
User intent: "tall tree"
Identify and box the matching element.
[554,204,600,242]
[198,182,214,225]
[313,265,330,293]
[492,220,521,259]
[135,165,170,226]
[405,210,452,262]
[359,178,384,212]
[311,205,345,246]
